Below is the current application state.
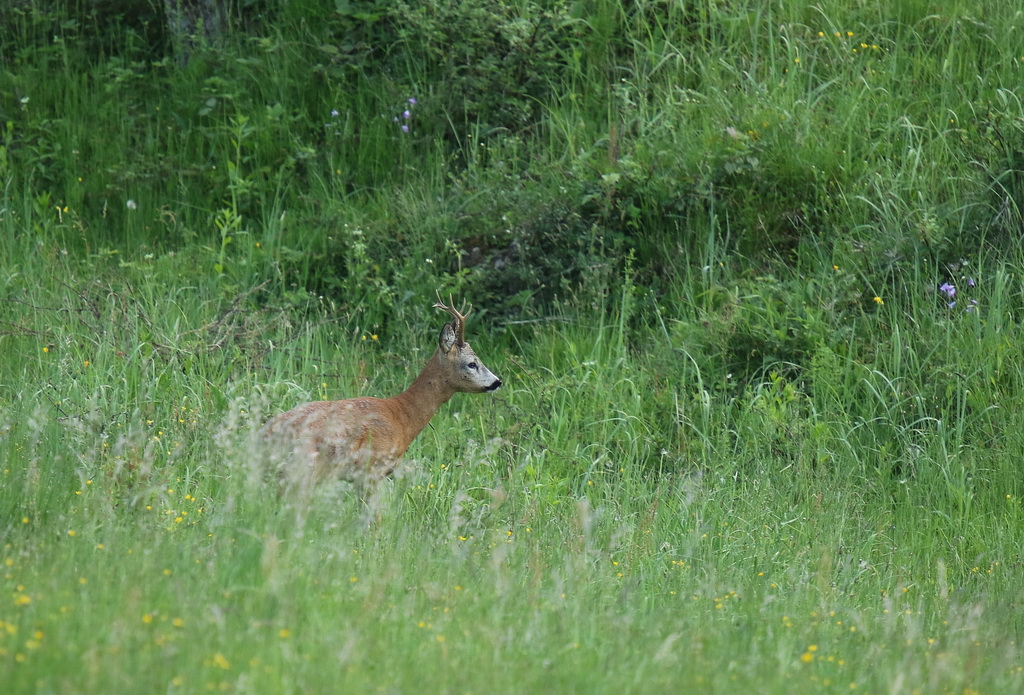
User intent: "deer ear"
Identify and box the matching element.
[439,322,457,354]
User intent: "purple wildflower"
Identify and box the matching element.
[408,97,417,105]
[939,282,956,299]
[401,124,410,133]
[967,277,975,288]
[402,110,411,119]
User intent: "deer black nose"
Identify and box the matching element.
[486,378,502,391]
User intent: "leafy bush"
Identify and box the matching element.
[389,0,579,139]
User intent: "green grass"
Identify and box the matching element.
[3,1,1024,692]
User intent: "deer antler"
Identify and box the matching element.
[433,289,472,347]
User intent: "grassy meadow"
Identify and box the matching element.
[2,0,1024,692]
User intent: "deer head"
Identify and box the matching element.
[433,290,501,393]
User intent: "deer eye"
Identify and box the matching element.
[468,362,478,370]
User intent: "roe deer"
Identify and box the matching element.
[262,292,502,490]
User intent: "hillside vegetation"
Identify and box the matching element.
[2,1,1023,692]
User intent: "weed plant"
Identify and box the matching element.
[2,1,1024,692]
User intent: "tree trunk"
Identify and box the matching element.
[162,0,228,64]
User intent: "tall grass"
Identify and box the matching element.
[3,1,1024,692]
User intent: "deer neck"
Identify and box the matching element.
[389,350,454,440]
